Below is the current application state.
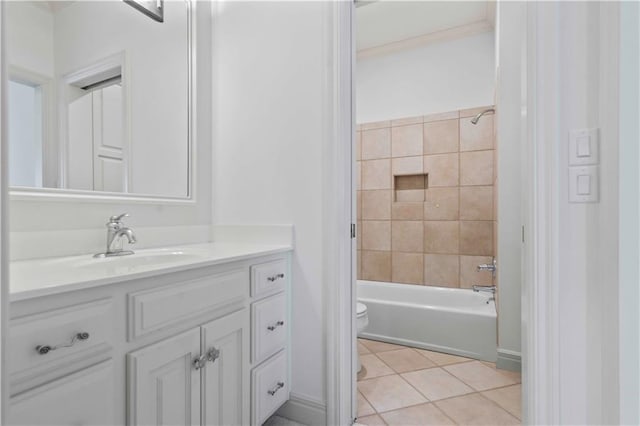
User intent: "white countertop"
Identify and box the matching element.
[10,242,292,302]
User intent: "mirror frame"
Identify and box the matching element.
[8,0,196,205]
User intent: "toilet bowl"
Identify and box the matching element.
[356,302,368,373]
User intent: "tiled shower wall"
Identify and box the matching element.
[356,106,497,288]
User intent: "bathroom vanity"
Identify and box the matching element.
[7,243,292,426]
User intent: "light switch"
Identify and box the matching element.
[569,129,599,165]
[577,174,591,195]
[569,166,599,203]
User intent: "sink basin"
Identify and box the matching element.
[73,249,207,272]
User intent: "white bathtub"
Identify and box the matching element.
[358,280,497,362]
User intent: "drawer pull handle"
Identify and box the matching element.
[193,354,207,370]
[268,381,285,396]
[206,347,220,364]
[267,320,285,331]
[35,332,90,355]
[267,273,285,282]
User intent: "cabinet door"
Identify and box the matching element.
[8,360,115,426]
[201,310,250,426]
[128,328,201,426]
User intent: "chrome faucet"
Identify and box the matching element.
[94,213,136,258]
[472,285,496,304]
[477,258,497,277]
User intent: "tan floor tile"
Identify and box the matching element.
[376,349,436,373]
[358,391,376,417]
[482,384,522,419]
[402,367,474,401]
[359,354,395,380]
[416,349,474,366]
[358,375,428,413]
[360,339,408,353]
[380,403,455,425]
[358,341,372,355]
[435,393,520,425]
[356,414,387,426]
[444,361,519,391]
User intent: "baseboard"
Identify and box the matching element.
[496,348,522,372]
[276,392,326,426]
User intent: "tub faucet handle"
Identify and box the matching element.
[476,258,497,277]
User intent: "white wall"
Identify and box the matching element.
[356,32,495,123]
[495,2,523,370]
[5,2,54,78]
[8,81,42,188]
[212,1,326,406]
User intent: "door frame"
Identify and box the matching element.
[0,1,8,422]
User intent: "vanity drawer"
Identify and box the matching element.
[252,293,287,363]
[9,298,114,392]
[128,268,247,340]
[251,259,287,298]
[252,350,289,426]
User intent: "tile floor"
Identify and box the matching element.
[356,339,521,426]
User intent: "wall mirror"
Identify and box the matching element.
[6,0,193,199]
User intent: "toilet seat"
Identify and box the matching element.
[356,302,367,318]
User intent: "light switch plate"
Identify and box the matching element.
[569,166,599,203]
[569,128,599,165]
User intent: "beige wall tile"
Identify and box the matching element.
[357,249,362,279]
[356,130,362,161]
[424,187,459,220]
[424,221,459,254]
[357,221,363,250]
[392,221,424,252]
[361,120,391,130]
[392,202,424,220]
[459,255,493,288]
[460,116,493,152]
[392,156,423,175]
[357,190,362,220]
[459,186,493,220]
[424,110,459,122]
[362,128,391,160]
[459,221,493,255]
[459,105,495,118]
[392,124,423,157]
[392,252,424,285]
[460,150,493,186]
[424,119,459,155]
[395,174,426,190]
[356,161,361,190]
[424,153,459,187]
[361,190,392,220]
[361,250,391,282]
[424,254,460,287]
[362,221,391,251]
[396,189,425,202]
[391,115,423,127]
[362,159,391,190]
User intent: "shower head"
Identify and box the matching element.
[470,108,495,125]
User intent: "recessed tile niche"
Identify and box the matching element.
[394,174,428,202]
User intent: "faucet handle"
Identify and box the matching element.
[109,213,129,223]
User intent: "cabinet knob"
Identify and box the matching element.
[267,273,285,282]
[206,347,220,364]
[267,320,285,331]
[267,381,285,396]
[193,354,207,370]
[35,332,90,355]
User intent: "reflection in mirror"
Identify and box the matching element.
[6,0,191,198]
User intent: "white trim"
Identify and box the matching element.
[276,393,327,426]
[357,20,493,60]
[523,3,560,424]
[496,349,521,372]
[324,1,354,425]
[0,1,8,421]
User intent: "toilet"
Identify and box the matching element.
[356,302,369,373]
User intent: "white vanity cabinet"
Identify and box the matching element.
[8,250,291,426]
